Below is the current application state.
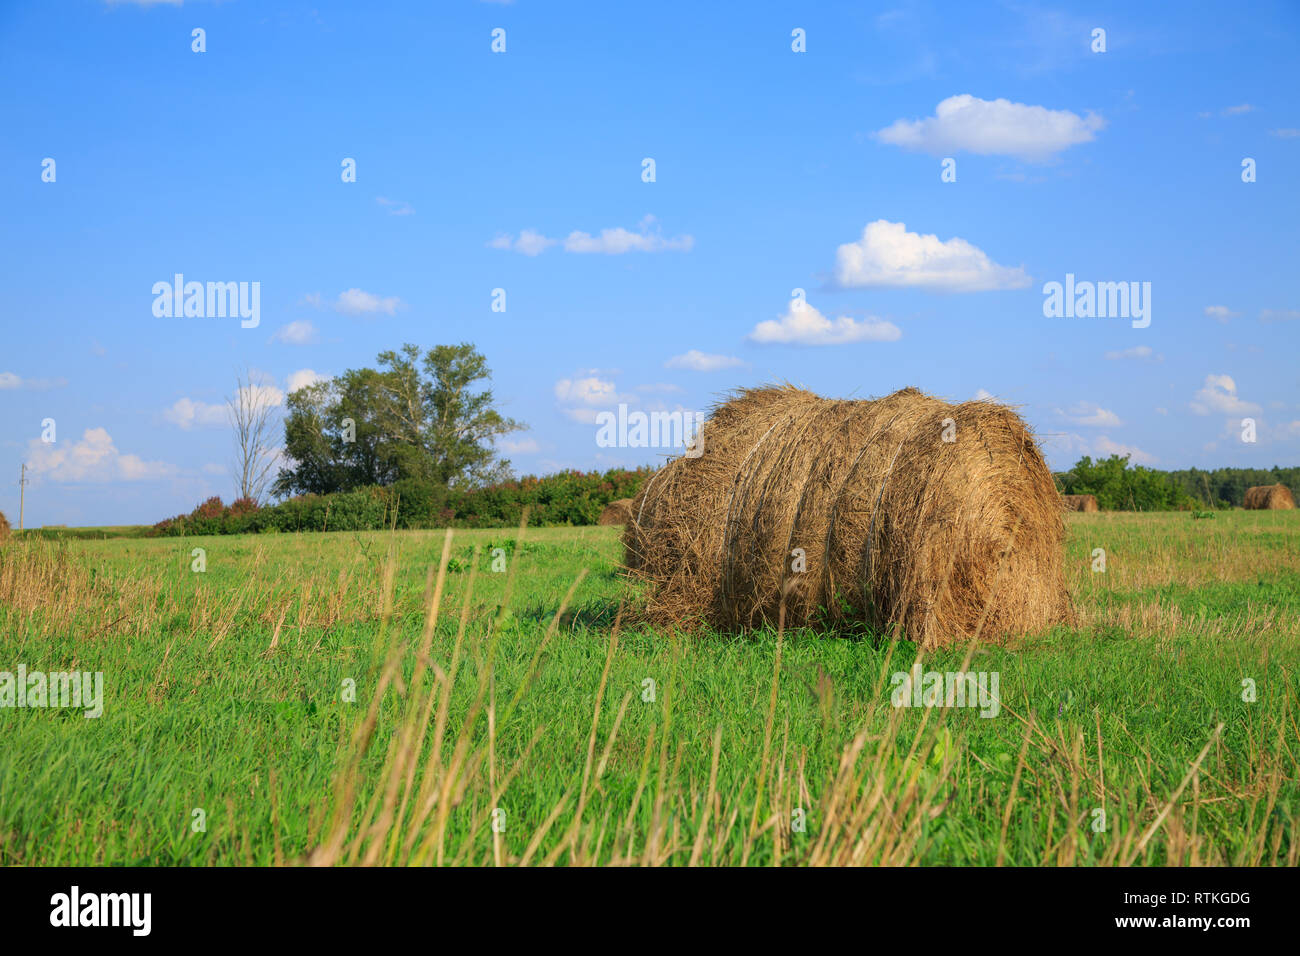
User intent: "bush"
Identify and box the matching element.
[150,467,653,536]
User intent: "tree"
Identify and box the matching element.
[273,343,523,496]
[228,370,282,503]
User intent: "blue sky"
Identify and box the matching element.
[2,0,1298,527]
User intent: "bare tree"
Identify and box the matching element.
[227,369,282,503]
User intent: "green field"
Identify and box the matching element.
[1,511,1297,866]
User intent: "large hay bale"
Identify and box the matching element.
[1061,494,1099,513]
[0,510,9,541]
[623,386,1071,648]
[1244,484,1296,510]
[598,498,635,526]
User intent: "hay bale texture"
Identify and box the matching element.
[623,385,1071,648]
[1061,494,1099,512]
[598,498,635,526]
[0,510,9,541]
[1244,484,1296,510]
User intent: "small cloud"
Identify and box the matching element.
[287,369,328,393]
[1190,374,1260,416]
[163,397,229,430]
[1260,309,1300,322]
[376,196,415,216]
[164,383,285,430]
[0,372,68,390]
[874,94,1104,162]
[664,350,744,372]
[488,229,556,256]
[334,288,402,316]
[1200,104,1256,119]
[272,320,319,345]
[1204,305,1239,322]
[834,220,1029,292]
[973,388,995,400]
[299,292,323,308]
[202,463,226,475]
[498,436,540,455]
[749,300,901,346]
[1269,128,1300,138]
[636,382,685,393]
[25,428,178,483]
[1094,436,1156,465]
[1104,345,1161,361]
[491,218,693,256]
[1056,401,1123,427]
[554,376,634,423]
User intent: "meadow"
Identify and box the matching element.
[0,510,1297,866]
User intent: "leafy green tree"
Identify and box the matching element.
[273,343,522,496]
[1056,455,1197,510]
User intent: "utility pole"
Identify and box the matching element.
[18,463,29,532]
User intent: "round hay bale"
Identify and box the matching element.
[623,385,1071,648]
[0,509,9,541]
[1244,484,1296,510]
[1061,493,1099,513]
[598,498,635,526]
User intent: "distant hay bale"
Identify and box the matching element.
[623,385,1071,648]
[0,510,9,541]
[598,498,635,526]
[1061,494,1099,513]
[1244,484,1296,510]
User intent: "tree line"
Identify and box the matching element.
[1055,455,1300,510]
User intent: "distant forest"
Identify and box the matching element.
[1055,455,1300,510]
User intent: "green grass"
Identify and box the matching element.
[1,512,1297,865]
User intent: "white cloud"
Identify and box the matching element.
[1270,128,1300,138]
[272,320,319,345]
[1190,374,1261,416]
[163,397,229,430]
[164,383,285,429]
[287,369,328,393]
[833,220,1029,291]
[376,196,414,216]
[636,382,684,393]
[563,227,693,254]
[749,300,901,346]
[1056,401,1122,427]
[1204,305,1239,322]
[0,372,68,390]
[973,388,995,400]
[1094,436,1156,465]
[1221,103,1255,116]
[875,94,1104,162]
[490,217,693,256]
[334,288,403,316]
[1260,309,1300,322]
[1104,345,1161,361]
[489,229,556,256]
[554,376,634,423]
[26,428,178,483]
[664,350,744,372]
[498,437,540,455]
